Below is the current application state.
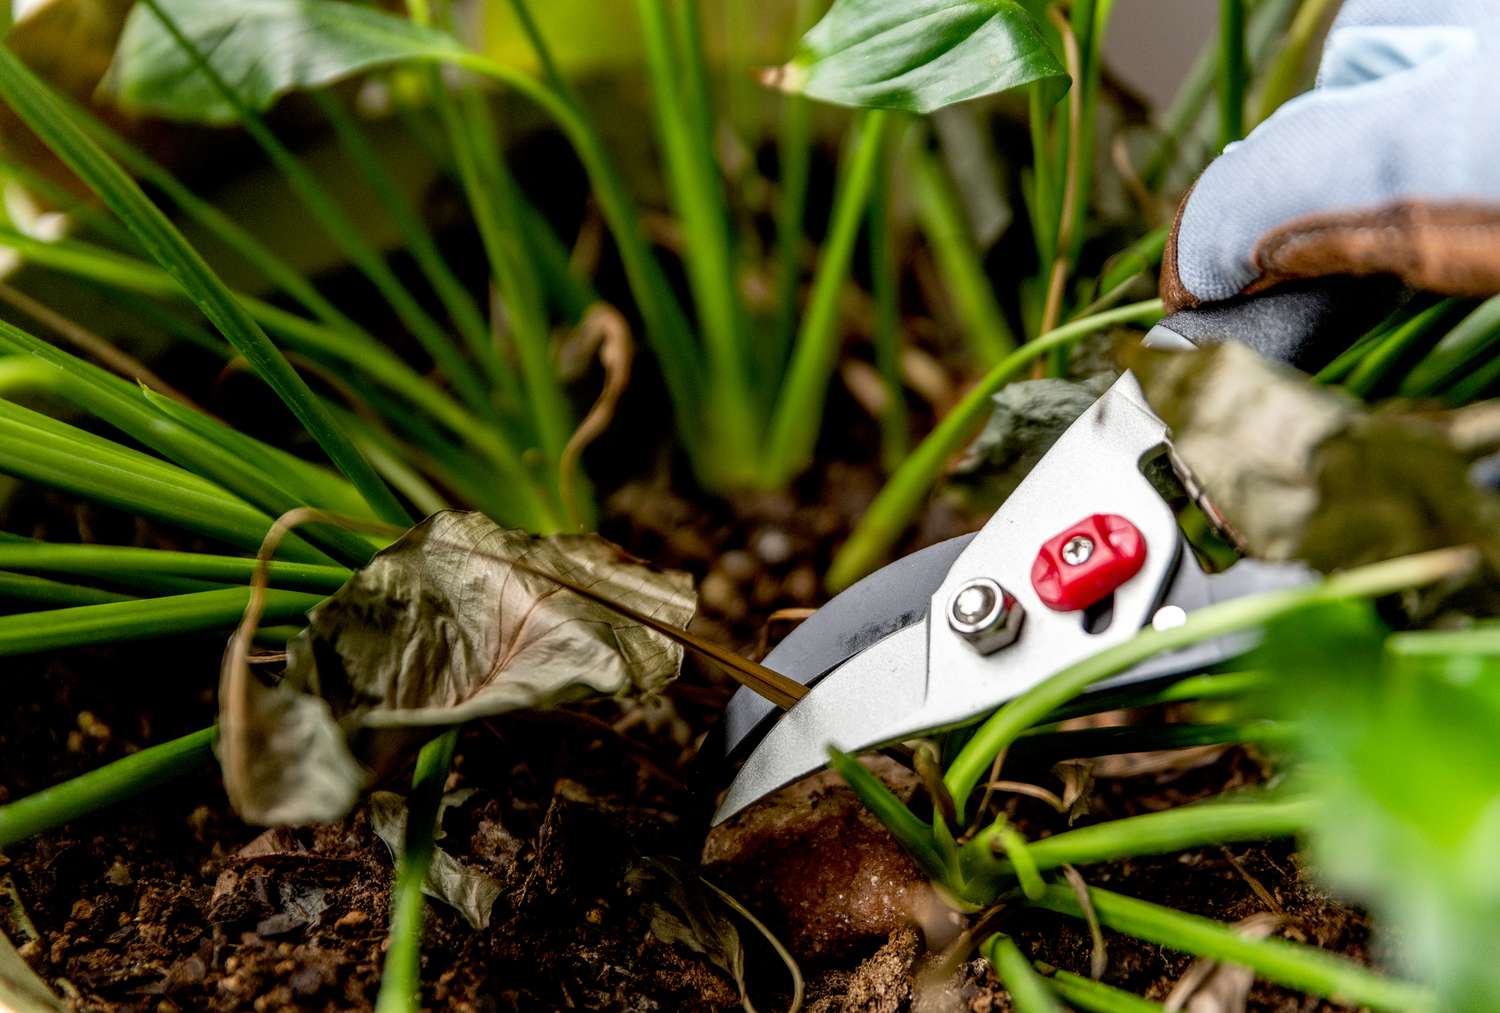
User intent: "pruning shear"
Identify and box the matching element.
[713,280,1402,825]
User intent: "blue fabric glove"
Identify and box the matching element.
[1163,0,1500,311]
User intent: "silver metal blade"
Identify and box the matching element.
[712,620,928,825]
[722,534,974,760]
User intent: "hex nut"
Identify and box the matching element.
[947,577,1025,654]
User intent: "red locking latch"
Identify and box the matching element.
[1030,514,1146,612]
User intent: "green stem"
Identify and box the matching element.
[312,91,508,395]
[913,145,1016,366]
[0,727,216,848]
[0,570,130,607]
[828,299,1164,590]
[1044,970,1166,1013]
[137,0,492,423]
[943,548,1475,818]
[0,394,330,562]
[771,9,815,369]
[636,0,757,479]
[1343,299,1464,398]
[0,588,324,657]
[1218,0,1248,148]
[765,109,892,484]
[1252,0,1340,124]
[966,794,1312,888]
[1146,0,1298,188]
[828,747,948,879]
[0,333,381,568]
[0,543,348,593]
[1398,294,1500,397]
[1043,670,1268,723]
[66,95,365,335]
[869,127,908,472]
[0,45,408,527]
[1031,883,1431,1010]
[438,87,573,491]
[375,728,459,1013]
[984,936,1064,1013]
[0,229,557,531]
[1007,720,1278,767]
[480,13,703,457]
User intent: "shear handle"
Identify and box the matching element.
[1150,277,1405,372]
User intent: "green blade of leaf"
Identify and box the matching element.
[0,397,328,562]
[826,746,947,880]
[0,587,324,657]
[0,727,216,849]
[101,0,466,125]
[0,570,131,608]
[98,0,704,474]
[0,325,382,566]
[0,542,348,594]
[0,227,556,530]
[131,0,501,426]
[137,386,379,523]
[1398,294,1500,398]
[983,935,1065,1013]
[311,90,508,399]
[0,42,409,527]
[962,793,1314,890]
[1031,883,1431,1010]
[764,0,1068,113]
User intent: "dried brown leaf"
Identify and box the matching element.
[1164,912,1279,1013]
[1052,759,1095,824]
[1132,343,1500,578]
[368,790,502,931]
[221,511,696,825]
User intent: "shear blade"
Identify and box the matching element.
[711,554,1316,826]
[712,620,928,825]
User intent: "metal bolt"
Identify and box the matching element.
[1061,534,1095,566]
[947,577,1025,655]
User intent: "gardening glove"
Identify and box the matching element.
[1162,0,1500,313]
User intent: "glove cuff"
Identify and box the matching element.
[1251,200,1500,298]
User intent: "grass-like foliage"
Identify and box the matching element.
[0,0,1496,1009]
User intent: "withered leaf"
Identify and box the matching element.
[952,378,1110,511]
[369,790,501,931]
[221,511,696,825]
[1132,343,1500,580]
[628,858,750,1011]
[0,928,66,1012]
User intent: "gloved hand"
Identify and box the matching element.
[1163,0,1500,313]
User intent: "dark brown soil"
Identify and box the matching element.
[0,359,1379,1013]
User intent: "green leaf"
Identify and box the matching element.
[220,511,697,824]
[1256,602,1500,1009]
[764,0,1068,114]
[101,0,465,125]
